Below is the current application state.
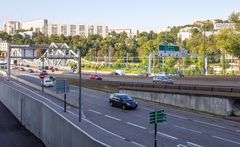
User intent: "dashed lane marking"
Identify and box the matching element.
[126,122,146,130]
[212,136,240,145]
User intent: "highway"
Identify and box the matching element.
[2,70,239,147]
[52,72,240,87]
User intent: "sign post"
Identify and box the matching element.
[39,73,45,92]
[149,110,167,147]
[56,79,70,112]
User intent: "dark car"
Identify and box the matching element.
[109,93,138,110]
[110,72,120,76]
[170,72,184,78]
[89,74,102,80]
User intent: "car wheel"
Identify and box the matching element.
[110,101,113,106]
[163,81,165,84]
[122,105,126,110]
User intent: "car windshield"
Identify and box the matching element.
[162,76,169,80]
[119,95,133,101]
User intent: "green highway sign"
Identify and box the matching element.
[149,110,167,124]
[159,45,179,51]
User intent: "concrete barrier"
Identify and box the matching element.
[120,89,234,116]
[0,82,106,147]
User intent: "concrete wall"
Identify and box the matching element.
[0,82,106,147]
[120,89,233,116]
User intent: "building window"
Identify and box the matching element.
[88,25,94,35]
[70,25,76,36]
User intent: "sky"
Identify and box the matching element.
[0,0,239,30]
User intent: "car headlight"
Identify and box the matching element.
[127,103,131,106]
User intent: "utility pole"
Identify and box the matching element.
[41,57,44,93]
[7,44,10,81]
[203,23,208,75]
[78,49,82,122]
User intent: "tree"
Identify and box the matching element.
[229,11,240,31]
[215,29,240,58]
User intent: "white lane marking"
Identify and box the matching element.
[104,115,121,121]
[177,144,188,147]
[88,109,102,114]
[186,142,203,147]
[174,125,202,134]
[193,120,225,129]
[126,122,146,130]
[166,113,187,120]
[2,82,111,147]
[131,141,146,147]
[83,118,125,140]
[213,136,240,145]
[157,132,178,140]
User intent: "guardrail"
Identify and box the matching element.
[120,83,240,99]
[56,77,240,99]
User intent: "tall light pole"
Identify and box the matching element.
[78,48,82,122]
[203,23,208,75]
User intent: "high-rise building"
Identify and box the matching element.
[3,21,21,35]
[21,19,48,34]
[3,19,109,37]
[47,24,108,37]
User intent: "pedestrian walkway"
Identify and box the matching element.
[0,101,45,147]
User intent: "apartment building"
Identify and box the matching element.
[213,23,236,31]
[0,40,9,52]
[48,24,108,37]
[0,39,8,58]
[177,27,193,41]
[3,21,21,35]
[3,19,108,38]
[21,19,48,34]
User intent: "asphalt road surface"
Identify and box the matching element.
[3,71,240,147]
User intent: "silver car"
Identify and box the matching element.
[153,75,173,84]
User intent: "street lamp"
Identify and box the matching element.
[78,48,82,122]
[203,23,208,76]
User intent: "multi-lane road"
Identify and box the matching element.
[2,70,240,147]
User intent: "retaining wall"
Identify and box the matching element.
[0,82,106,147]
[120,89,233,116]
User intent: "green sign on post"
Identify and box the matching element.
[150,110,167,147]
[149,110,166,124]
[159,45,179,51]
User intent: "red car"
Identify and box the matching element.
[89,74,102,80]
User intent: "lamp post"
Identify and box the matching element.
[203,23,208,75]
[78,48,82,122]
